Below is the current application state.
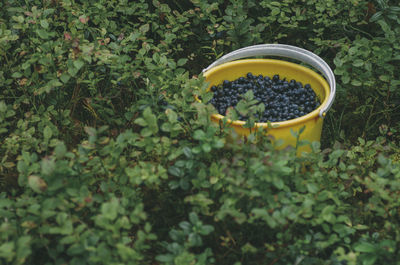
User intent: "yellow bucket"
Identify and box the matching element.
[202,44,336,153]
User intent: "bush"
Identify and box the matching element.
[1,0,400,264]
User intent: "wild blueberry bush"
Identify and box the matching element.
[1,0,400,264]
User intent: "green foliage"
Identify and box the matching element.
[332,14,400,141]
[1,0,400,264]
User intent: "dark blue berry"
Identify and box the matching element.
[223,80,231,88]
[208,73,320,121]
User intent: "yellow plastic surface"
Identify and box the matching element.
[203,59,331,153]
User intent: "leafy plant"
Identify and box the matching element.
[1,1,400,264]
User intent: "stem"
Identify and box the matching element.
[1,51,10,65]
[364,97,377,137]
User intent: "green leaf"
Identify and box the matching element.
[140,128,153,137]
[243,89,254,100]
[73,59,85,70]
[379,75,390,82]
[161,123,172,132]
[251,208,277,228]
[84,126,96,137]
[348,46,358,55]
[36,29,49,39]
[67,243,84,255]
[116,243,137,261]
[43,8,55,17]
[212,138,225,149]
[369,11,382,22]
[272,177,284,189]
[202,143,211,153]
[165,109,178,123]
[298,125,306,135]
[101,198,119,221]
[0,242,15,260]
[333,56,343,67]
[17,160,28,175]
[41,157,55,176]
[40,19,49,29]
[139,24,150,33]
[68,66,79,77]
[54,142,67,159]
[361,254,378,265]
[168,166,182,177]
[271,7,280,16]
[174,251,196,265]
[199,225,214,235]
[177,58,188,66]
[352,59,364,67]
[49,213,73,235]
[60,73,71,84]
[306,183,319,194]
[188,233,202,247]
[270,1,281,6]
[143,107,158,134]
[43,126,52,139]
[156,254,174,262]
[354,242,376,253]
[134,117,147,127]
[241,242,258,254]
[0,101,6,113]
[342,74,350,84]
[351,80,362,86]
[183,147,192,158]
[11,72,22,78]
[290,128,298,138]
[28,175,48,193]
[193,130,206,140]
[321,205,335,222]
[125,167,137,178]
[179,221,191,232]
[16,236,32,262]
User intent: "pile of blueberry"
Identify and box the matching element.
[208,73,321,123]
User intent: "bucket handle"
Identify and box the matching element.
[202,44,336,118]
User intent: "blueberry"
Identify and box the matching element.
[208,73,320,122]
[223,80,231,88]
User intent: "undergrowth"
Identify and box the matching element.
[1,0,400,264]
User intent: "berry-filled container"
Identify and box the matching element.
[202,44,336,153]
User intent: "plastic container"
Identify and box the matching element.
[202,44,336,153]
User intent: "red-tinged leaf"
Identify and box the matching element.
[64,32,71,40]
